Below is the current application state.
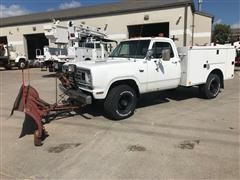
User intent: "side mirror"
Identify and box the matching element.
[162,49,171,61]
[146,49,153,60]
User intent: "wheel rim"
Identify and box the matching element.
[209,78,220,96]
[117,92,134,116]
[20,62,25,68]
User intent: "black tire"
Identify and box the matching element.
[49,66,54,72]
[4,64,12,70]
[18,59,27,69]
[104,85,137,120]
[199,74,221,99]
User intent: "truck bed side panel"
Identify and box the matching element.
[178,46,235,87]
[225,48,235,80]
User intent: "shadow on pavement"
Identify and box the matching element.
[42,73,59,78]
[19,114,37,138]
[18,86,201,138]
[137,87,200,108]
[74,86,201,119]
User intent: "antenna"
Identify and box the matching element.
[104,24,108,31]
[198,0,203,11]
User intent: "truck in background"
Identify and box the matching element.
[235,49,240,67]
[39,20,116,72]
[233,41,240,67]
[36,46,68,71]
[0,44,28,70]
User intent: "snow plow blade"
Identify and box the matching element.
[11,75,81,146]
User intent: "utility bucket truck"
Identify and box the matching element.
[36,20,69,71]
[40,20,116,71]
[60,37,236,120]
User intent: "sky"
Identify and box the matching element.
[0,0,239,28]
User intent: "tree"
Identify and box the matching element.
[212,24,231,44]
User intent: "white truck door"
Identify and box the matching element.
[147,41,181,91]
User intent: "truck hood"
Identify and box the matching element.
[64,57,144,96]
[65,58,135,70]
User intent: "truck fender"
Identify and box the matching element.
[15,56,26,63]
[106,77,141,97]
[208,69,224,88]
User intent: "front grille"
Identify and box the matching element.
[75,70,86,83]
[68,69,90,89]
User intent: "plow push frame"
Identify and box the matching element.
[11,67,83,146]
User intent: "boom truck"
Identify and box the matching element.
[39,20,116,71]
[59,37,236,120]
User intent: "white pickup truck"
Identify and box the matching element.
[60,37,235,120]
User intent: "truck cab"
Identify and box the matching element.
[107,37,182,92]
[0,44,27,69]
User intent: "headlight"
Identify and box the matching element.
[85,71,92,85]
[62,65,68,73]
[68,64,76,73]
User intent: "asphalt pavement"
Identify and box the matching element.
[0,68,239,179]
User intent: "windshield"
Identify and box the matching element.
[109,40,150,59]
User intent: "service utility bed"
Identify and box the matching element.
[178,46,236,87]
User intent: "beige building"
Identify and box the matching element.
[231,28,240,42]
[0,0,213,60]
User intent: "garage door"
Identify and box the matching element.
[25,33,49,60]
[0,36,8,44]
[128,22,169,38]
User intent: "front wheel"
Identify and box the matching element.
[104,85,137,120]
[18,60,27,69]
[199,74,221,99]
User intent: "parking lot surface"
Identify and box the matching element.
[0,68,239,179]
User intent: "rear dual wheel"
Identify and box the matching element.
[199,74,221,99]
